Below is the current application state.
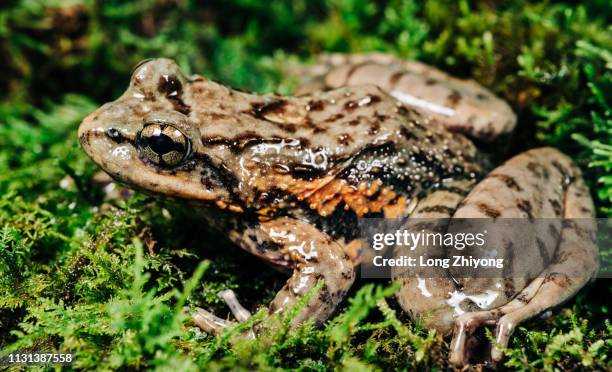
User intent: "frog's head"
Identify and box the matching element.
[79,58,234,204]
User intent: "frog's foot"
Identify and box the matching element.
[447,276,547,365]
[449,148,598,366]
[190,290,253,335]
[191,307,233,334]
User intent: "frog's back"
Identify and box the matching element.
[180,85,482,261]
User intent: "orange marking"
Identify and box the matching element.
[344,239,363,264]
[303,178,403,217]
[247,167,408,217]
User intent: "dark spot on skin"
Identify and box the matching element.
[503,277,515,300]
[366,95,382,105]
[369,122,380,135]
[425,133,438,145]
[477,203,501,218]
[389,71,406,86]
[344,100,358,110]
[491,174,523,191]
[548,223,560,241]
[418,205,455,215]
[297,137,311,147]
[556,251,572,264]
[446,89,462,108]
[425,78,437,85]
[549,198,562,215]
[536,238,551,265]
[396,106,424,121]
[373,111,388,122]
[396,106,409,116]
[277,122,297,133]
[444,148,456,158]
[290,164,326,180]
[306,100,325,111]
[551,160,574,187]
[517,199,533,219]
[438,185,470,196]
[337,133,352,146]
[251,99,289,119]
[561,219,578,231]
[157,75,191,114]
[526,161,543,178]
[399,126,418,141]
[318,289,332,304]
[476,93,488,100]
[79,132,91,148]
[412,120,427,131]
[324,113,344,122]
[544,272,571,287]
[515,293,530,304]
[202,132,287,152]
[461,298,481,312]
[207,112,230,120]
[349,119,361,126]
[340,270,353,281]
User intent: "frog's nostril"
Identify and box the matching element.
[105,128,127,143]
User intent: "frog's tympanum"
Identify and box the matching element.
[79,54,598,366]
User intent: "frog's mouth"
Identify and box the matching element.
[78,111,230,203]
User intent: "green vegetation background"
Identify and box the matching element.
[0,0,610,370]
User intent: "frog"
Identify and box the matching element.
[78,54,598,366]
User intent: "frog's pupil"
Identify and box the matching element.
[149,133,180,155]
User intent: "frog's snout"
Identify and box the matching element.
[78,110,102,154]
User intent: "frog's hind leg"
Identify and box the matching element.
[293,52,516,141]
[448,148,598,365]
[450,215,597,365]
[392,179,476,334]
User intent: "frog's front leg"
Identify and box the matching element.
[259,217,356,325]
[193,217,355,333]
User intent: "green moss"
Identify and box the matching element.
[0,0,610,370]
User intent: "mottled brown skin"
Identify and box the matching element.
[79,55,598,367]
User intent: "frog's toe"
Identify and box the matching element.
[491,315,515,362]
[189,306,234,334]
[449,311,499,366]
[218,289,251,322]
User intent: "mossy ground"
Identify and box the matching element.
[0,1,610,370]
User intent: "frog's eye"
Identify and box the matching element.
[136,123,191,167]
